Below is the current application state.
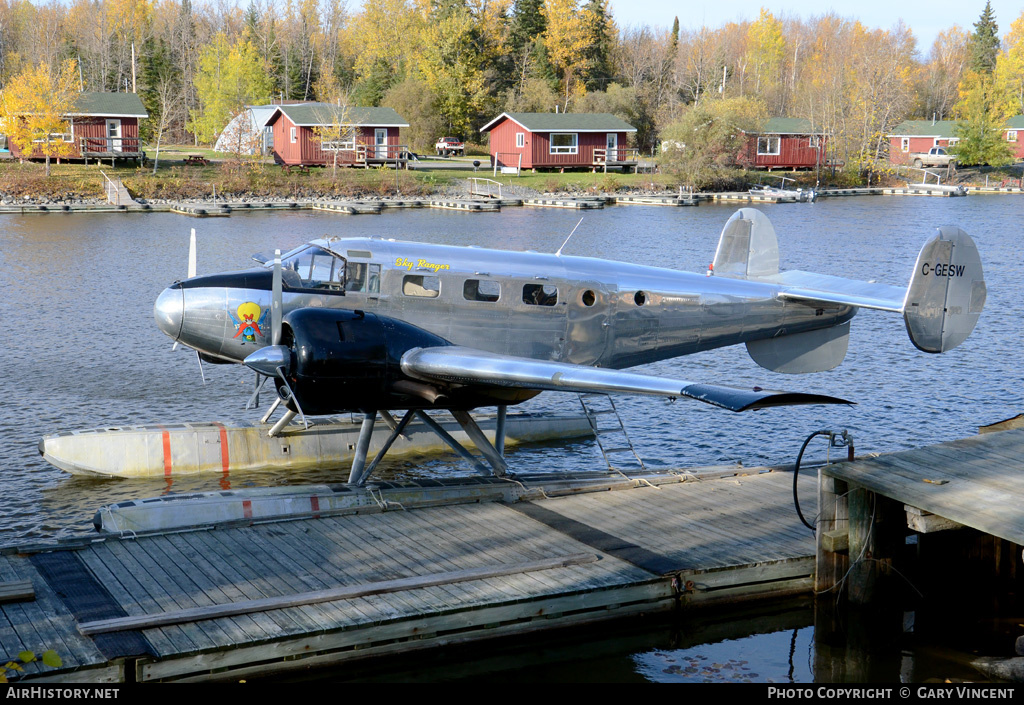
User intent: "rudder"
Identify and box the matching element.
[903,227,986,353]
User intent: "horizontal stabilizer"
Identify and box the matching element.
[402,347,851,412]
[903,226,986,353]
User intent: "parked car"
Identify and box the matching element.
[435,137,464,156]
[910,146,956,169]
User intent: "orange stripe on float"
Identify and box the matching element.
[212,422,230,474]
[159,427,172,477]
[242,500,253,519]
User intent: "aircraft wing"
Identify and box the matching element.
[401,346,850,412]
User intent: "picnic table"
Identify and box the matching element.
[281,164,310,175]
[184,155,209,166]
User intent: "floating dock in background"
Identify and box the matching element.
[40,412,593,479]
[0,463,820,683]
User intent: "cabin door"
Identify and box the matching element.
[605,133,617,161]
[375,129,387,159]
[105,120,122,152]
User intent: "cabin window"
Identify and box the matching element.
[634,291,647,306]
[1008,131,1018,142]
[900,137,910,153]
[523,283,557,306]
[321,127,356,151]
[464,279,500,302]
[580,290,596,307]
[757,136,780,156]
[516,132,525,148]
[283,245,345,290]
[550,133,578,155]
[290,127,297,144]
[346,262,381,293]
[403,274,440,298]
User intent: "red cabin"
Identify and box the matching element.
[480,112,637,172]
[889,118,1024,163]
[263,104,409,168]
[738,118,827,170]
[4,91,147,164]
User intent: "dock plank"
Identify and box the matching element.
[294,516,472,613]
[192,528,341,633]
[385,507,560,598]
[174,531,314,636]
[95,540,210,652]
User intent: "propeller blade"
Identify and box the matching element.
[195,349,206,384]
[172,229,198,352]
[271,249,282,346]
[187,227,197,279]
[276,367,308,430]
[246,373,268,409]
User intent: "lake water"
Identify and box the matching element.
[1,195,1021,681]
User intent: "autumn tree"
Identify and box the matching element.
[189,33,274,145]
[745,9,786,110]
[415,0,487,135]
[953,70,1015,165]
[541,0,589,106]
[0,59,79,176]
[917,27,969,121]
[659,96,764,190]
[996,11,1024,114]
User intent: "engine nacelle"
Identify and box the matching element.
[275,308,451,415]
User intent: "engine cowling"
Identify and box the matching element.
[246,308,538,415]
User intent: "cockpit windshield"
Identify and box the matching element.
[278,245,346,290]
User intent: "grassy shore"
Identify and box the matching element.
[0,147,1019,203]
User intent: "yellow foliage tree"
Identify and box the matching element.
[542,0,589,104]
[996,12,1024,114]
[0,59,79,176]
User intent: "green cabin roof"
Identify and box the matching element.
[760,117,822,134]
[69,92,148,118]
[888,120,959,138]
[481,112,636,133]
[273,104,408,127]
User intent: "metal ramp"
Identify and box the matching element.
[577,393,646,476]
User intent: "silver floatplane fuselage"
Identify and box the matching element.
[155,236,857,372]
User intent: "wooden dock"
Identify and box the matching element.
[816,427,1024,605]
[0,465,819,683]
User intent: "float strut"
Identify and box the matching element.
[348,411,377,485]
[351,409,416,486]
[268,408,297,438]
[452,410,508,477]
[414,411,490,474]
[260,397,282,424]
[495,405,507,456]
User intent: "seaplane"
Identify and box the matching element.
[152,208,986,485]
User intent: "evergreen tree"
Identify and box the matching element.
[508,0,546,57]
[970,1,1000,73]
[139,37,177,141]
[581,0,615,91]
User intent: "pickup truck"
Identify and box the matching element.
[435,137,464,156]
[909,146,956,169]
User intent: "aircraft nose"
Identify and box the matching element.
[154,285,184,341]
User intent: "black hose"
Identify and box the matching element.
[793,430,831,533]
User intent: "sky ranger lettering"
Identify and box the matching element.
[154,208,987,484]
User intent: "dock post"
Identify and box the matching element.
[815,471,849,593]
[847,487,903,606]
